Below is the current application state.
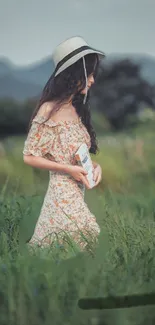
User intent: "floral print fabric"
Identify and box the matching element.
[23,114,100,249]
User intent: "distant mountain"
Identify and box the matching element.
[0,53,155,101]
[14,57,55,86]
[0,56,54,86]
[0,57,54,101]
[0,57,15,76]
[0,74,42,101]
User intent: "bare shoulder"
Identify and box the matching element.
[36,102,54,118]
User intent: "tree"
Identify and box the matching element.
[92,59,155,130]
[0,98,37,137]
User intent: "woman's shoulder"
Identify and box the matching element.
[32,101,59,128]
[36,101,54,119]
[33,101,81,127]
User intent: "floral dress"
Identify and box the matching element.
[23,112,100,250]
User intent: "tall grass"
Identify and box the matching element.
[1,185,155,324]
[1,124,155,324]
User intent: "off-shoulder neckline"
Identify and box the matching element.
[32,115,82,127]
[33,115,81,126]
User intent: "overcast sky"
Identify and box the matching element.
[0,0,154,66]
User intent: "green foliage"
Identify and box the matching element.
[1,56,155,137]
[92,59,155,130]
[0,122,155,324]
[1,185,155,324]
[0,99,36,136]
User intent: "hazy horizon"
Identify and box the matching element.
[0,0,155,66]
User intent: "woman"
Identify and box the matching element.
[23,36,105,250]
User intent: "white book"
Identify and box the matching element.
[75,143,95,189]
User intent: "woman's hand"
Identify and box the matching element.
[93,163,102,186]
[66,165,91,189]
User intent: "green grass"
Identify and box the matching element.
[1,123,155,324]
[1,187,155,325]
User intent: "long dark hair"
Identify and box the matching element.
[29,53,100,154]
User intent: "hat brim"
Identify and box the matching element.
[54,48,105,77]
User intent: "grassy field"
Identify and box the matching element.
[0,121,155,324]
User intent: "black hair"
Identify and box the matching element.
[29,53,100,154]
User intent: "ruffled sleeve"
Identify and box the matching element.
[23,115,55,157]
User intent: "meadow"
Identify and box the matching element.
[0,120,155,325]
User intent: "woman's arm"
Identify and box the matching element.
[92,161,99,168]
[92,160,102,186]
[23,154,91,188]
[23,155,71,174]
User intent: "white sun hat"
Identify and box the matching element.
[52,36,105,104]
